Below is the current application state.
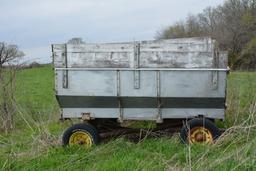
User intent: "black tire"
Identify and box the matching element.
[62,123,100,147]
[180,118,220,144]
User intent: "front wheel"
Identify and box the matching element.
[180,118,220,144]
[62,123,100,148]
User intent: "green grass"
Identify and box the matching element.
[15,66,58,120]
[0,66,256,171]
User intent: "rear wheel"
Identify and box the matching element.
[180,118,220,144]
[63,123,100,148]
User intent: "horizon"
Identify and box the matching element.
[1,0,224,64]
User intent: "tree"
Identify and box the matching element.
[67,37,85,44]
[186,14,203,37]
[0,42,24,132]
[155,21,187,39]
[0,43,24,67]
[198,7,220,38]
[238,37,256,69]
[156,0,256,69]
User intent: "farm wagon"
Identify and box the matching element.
[52,37,229,146]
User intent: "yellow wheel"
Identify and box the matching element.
[69,131,93,147]
[189,126,213,143]
[180,118,220,144]
[63,123,99,147]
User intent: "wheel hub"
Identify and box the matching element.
[189,126,213,143]
[69,131,93,147]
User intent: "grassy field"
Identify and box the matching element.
[0,65,256,171]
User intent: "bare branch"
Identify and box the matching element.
[0,42,24,67]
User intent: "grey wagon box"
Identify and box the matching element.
[52,37,229,123]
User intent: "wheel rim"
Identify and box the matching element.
[69,131,93,147]
[188,126,213,143]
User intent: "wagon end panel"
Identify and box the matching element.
[52,37,228,122]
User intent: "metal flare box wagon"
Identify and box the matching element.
[52,37,229,146]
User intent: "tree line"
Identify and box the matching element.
[156,0,256,69]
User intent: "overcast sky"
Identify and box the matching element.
[0,0,224,63]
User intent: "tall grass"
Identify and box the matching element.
[0,67,256,171]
